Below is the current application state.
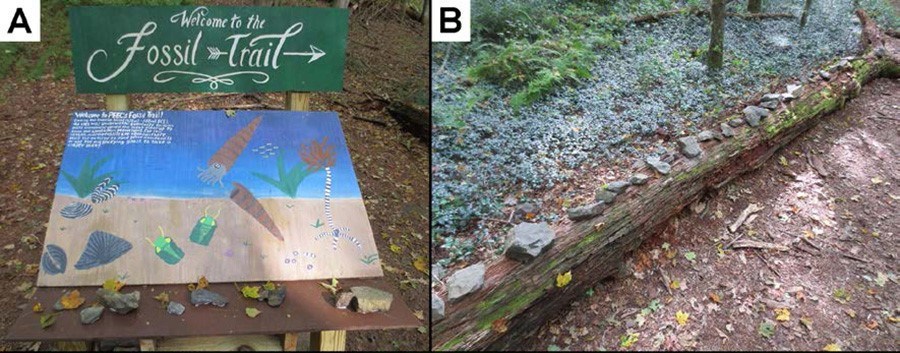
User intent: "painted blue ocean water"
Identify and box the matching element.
[55,110,362,199]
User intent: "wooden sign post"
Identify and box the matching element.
[4,5,418,352]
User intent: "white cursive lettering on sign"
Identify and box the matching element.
[84,7,325,89]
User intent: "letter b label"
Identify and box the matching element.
[431,0,469,42]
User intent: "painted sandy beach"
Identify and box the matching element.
[39,195,382,286]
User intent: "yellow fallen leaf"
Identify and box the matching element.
[823,343,841,351]
[102,278,125,292]
[556,271,572,288]
[59,290,85,310]
[389,244,401,254]
[889,317,900,323]
[675,310,689,326]
[153,292,170,305]
[198,276,209,290]
[619,332,639,348]
[245,307,261,318]
[241,285,261,299]
[775,308,790,322]
[670,280,681,290]
[263,281,276,292]
[412,257,428,275]
[32,303,42,313]
[319,278,340,295]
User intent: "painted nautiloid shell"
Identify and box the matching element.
[74,231,133,270]
[41,244,67,275]
[60,202,93,219]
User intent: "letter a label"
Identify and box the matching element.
[0,0,40,42]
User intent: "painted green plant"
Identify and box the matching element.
[61,156,117,198]
[252,153,318,198]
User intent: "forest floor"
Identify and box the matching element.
[0,1,429,351]
[525,78,899,351]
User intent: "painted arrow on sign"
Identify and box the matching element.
[283,45,327,63]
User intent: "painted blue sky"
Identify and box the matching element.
[55,111,362,199]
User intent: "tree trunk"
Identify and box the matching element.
[747,0,762,13]
[420,0,429,25]
[432,10,900,351]
[708,0,725,72]
[800,0,814,29]
[333,0,350,8]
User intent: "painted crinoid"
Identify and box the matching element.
[298,137,336,170]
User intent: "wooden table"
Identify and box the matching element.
[5,278,418,351]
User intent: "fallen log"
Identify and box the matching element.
[631,8,795,24]
[433,10,899,351]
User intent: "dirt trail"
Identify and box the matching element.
[526,78,899,351]
[0,4,428,351]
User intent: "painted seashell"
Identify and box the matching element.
[41,244,67,275]
[90,177,119,204]
[60,202,92,219]
[74,231,133,270]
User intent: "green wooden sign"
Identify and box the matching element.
[69,6,348,93]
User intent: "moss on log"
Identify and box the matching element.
[433,11,900,351]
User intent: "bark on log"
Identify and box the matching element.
[432,11,900,351]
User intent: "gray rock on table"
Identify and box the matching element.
[350,286,393,314]
[96,289,141,315]
[447,263,485,301]
[505,222,555,263]
[80,306,104,325]
[260,286,286,308]
[190,288,228,308]
[335,291,355,310]
[166,301,185,316]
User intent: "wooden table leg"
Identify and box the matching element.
[139,339,156,351]
[54,341,89,351]
[283,333,299,351]
[310,330,346,351]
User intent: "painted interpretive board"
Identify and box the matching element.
[37,111,382,286]
[69,6,348,93]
